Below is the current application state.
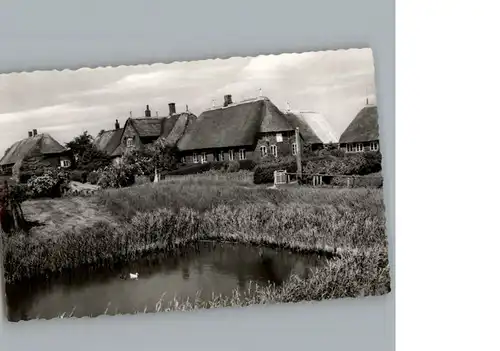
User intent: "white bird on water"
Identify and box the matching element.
[129,272,139,280]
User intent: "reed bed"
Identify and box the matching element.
[3,174,390,306]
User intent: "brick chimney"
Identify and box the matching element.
[115,119,120,130]
[28,131,33,137]
[223,94,233,107]
[168,102,176,115]
[33,129,38,136]
[145,105,151,117]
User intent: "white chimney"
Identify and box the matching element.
[259,88,263,97]
[286,101,291,112]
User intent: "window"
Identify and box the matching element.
[126,137,134,148]
[260,145,268,157]
[270,145,278,157]
[214,151,224,162]
[193,153,198,163]
[201,153,208,164]
[347,143,364,153]
[276,133,283,143]
[60,159,70,168]
[181,156,186,163]
[370,141,379,151]
[238,149,246,160]
[228,149,235,161]
[292,143,297,155]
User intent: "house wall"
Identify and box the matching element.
[254,131,296,161]
[119,122,144,152]
[4,153,71,182]
[339,140,380,153]
[0,165,13,176]
[181,146,254,164]
[43,154,72,168]
[179,131,300,164]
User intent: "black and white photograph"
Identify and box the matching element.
[0,48,390,322]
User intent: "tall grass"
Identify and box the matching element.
[95,173,384,220]
[3,173,390,305]
[164,170,254,185]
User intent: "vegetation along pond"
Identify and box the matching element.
[5,241,325,321]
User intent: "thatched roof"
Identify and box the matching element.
[339,105,380,143]
[129,118,164,138]
[282,112,324,145]
[177,97,295,151]
[285,111,339,144]
[162,112,197,146]
[109,112,197,157]
[0,133,68,166]
[94,128,124,156]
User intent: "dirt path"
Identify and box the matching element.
[22,196,118,237]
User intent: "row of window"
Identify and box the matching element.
[259,143,298,158]
[346,141,379,153]
[187,149,247,164]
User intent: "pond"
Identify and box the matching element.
[5,241,325,321]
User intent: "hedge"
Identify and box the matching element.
[253,152,382,184]
[166,160,256,176]
[69,170,88,183]
[253,160,298,184]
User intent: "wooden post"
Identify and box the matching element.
[295,127,303,181]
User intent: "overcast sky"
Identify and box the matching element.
[0,48,377,155]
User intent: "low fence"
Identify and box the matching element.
[273,170,383,188]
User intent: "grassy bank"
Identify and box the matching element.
[2,172,390,307]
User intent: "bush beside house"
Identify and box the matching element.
[253,151,382,184]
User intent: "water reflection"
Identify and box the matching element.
[5,242,324,321]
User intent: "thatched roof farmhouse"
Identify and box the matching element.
[339,104,380,153]
[0,129,72,181]
[177,95,325,163]
[94,103,197,161]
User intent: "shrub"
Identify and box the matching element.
[26,170,69,199]
[235,159,256,171]
[19,172,34,184]
[303,152,382,176]
[254,160,297,184]
[225,160,240,173]
[97,163,136,189]
[87,171,99,185]
[69,170,88,183]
